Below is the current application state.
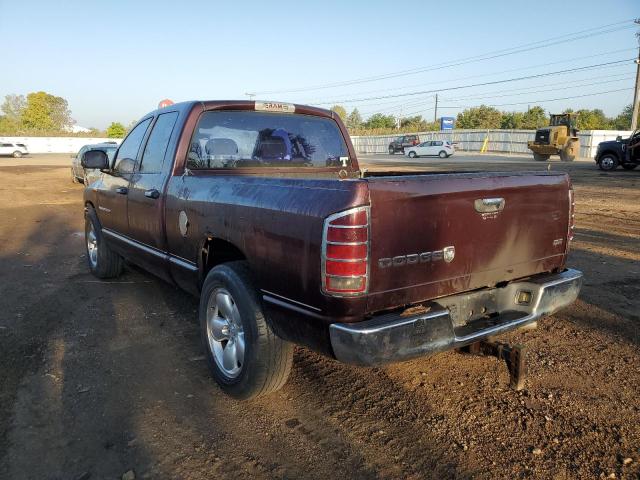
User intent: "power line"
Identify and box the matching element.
[359,73,634,116]
[254,20,635,95]
[314,59,634,105]
[306,48,636,104]
[400,87,633,117]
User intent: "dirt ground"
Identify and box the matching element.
[0,155,638,480]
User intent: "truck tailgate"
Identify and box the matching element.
[365,172,570,313]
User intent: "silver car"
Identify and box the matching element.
[71,142,118,184]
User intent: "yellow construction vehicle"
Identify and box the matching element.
[527,113,580,162]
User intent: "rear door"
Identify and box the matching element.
[365,172,571,313]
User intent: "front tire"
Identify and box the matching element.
[388,146,395,155]
[200,261,293,400]
[533,153,550,161]
[598,154,618,171]
[560,149,575,162]
[408,151,417,158]
[438,150,447,158]
[85,206,123,278]
[12,151,22,158]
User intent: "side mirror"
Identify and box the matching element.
[616,136,622,142]
[81,149,110,169]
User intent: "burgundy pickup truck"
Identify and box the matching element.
[81,100,583,399]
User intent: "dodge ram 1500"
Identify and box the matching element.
[81,100,583,399]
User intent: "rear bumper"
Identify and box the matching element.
[329,268,583,366]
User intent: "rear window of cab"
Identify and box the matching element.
[187,111,349,169]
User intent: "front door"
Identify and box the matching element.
[127,111,180,279]
[96,118,152,240]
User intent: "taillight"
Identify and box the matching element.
[568,189,575,243]
[322,206,370,296]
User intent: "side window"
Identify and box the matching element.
[140,112,179,173]
[434,141,443,146]
[113,118,152,173]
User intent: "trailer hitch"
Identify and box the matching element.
[465,340,527,391]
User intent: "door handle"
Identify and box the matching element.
[116,186,128,195]
[144,188,160,199]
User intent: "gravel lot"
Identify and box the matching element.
[0,154,638,479]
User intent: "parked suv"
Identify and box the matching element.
[595,130,640,171]
[0,142,28,157]
[388,135,419,154]
[71,142,118,184]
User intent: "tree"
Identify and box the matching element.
[501,111,524,129]
[106,122,126,138]
[573,109,611,130]
[612,104,638,130]
[21,91,73,131]
[346,108,362,130]
[364,113,396,129]
[520,106,547,129]
[1,94,26,121]
[330,105,347,120]
[456,105,502,129]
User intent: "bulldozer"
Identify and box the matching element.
[527,113,580,162]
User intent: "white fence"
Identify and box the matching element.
[1,130,633,157]
[0,136,120,153]
[350,129,633,159]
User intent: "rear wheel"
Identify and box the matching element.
[408,151,417,158]
[12,150,22,158]
[200,261,293,400]
[85,206,124,278]
[598,154,618,171]
[438,150,447,158]
[533,153,550,161]
[621,163,637,170]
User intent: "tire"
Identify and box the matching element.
[200,261,293,400]
[598,154,618,171]
[400,147,405,154]
[533,153,550,161]
[408,151,417,158]
[388,146,395,155]
[12,151,22,158]
[621,163,637,170]
[85,206,124,278]
[71,168,80,184]
[438,150,447,158]
[560,149,575,162]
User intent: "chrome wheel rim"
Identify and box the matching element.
[87,224,98,268]
[206,288,245,379]
[601,157,614,169]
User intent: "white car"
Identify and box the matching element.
[0,142,28,157]
[405,140,454,159]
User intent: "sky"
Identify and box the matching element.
[0,0,638,129]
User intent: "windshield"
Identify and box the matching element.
[187,111,349,169]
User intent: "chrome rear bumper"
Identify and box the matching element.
[329,268,583,366]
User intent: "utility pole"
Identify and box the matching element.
[631,18,640,130]
[245,92,256,100]
[434,93,438,123]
